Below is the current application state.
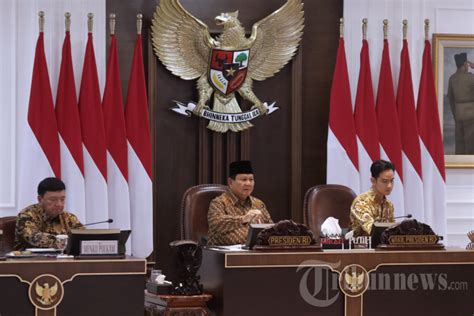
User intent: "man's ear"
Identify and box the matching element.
[370,177,376,185]
[227,177,233,186]
[37,195,42,203]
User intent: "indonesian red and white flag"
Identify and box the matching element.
[103,34,131,242]
[55,30,86,223]
[375,39,404,216]
[396,39,424,220]
[327,38,360,194]
[417,39,446,238]
[125,33,153,258]
[354,39,380,192]
[78,32,108,227]
[18,31,61,209]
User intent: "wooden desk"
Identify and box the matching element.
[0,256,146,316]
[199,248,474,316]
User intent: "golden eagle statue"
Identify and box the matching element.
[151,0,304,132]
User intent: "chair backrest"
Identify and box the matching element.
[0,216,17,252]
[180,184,227,242]
[303,184,356,238]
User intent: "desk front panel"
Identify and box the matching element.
[200,249,474,316]
[0,257,146,316]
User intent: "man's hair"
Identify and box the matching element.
[370,160,395,178]
[37,177,66,196]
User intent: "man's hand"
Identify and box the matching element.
[242,209,263,224]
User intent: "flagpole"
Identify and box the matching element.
[110,13,116,36]
[383,19,388,40]
[402,19,407,40]
[88,13,94,33]
[424,19,429,41]
[38,11,45,33]
[65,12,71,32]
[339,18,344,38]
[362,18,367,41]
[137,14,143,35]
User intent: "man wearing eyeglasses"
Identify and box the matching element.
[14,177,83,250]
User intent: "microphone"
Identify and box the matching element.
[83,219,113,227]
[393,214,412,220]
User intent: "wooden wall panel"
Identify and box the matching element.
[106,0,342,279]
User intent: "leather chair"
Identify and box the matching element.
[0,216,17,252]
[180,184,227,242]
[303,184,356,237]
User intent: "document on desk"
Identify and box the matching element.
[208,244,246,252]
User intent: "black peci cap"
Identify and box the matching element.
[229,160,254,177]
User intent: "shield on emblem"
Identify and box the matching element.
[209,48,249,95]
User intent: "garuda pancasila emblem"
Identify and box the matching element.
[35,282,59,305]
[151,0,304,132]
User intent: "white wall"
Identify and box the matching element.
[344,0,474,247]
[0,0,106,217]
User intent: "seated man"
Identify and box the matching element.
[14,177,83,250]
[350,160,395,237]
[207,160,273,245]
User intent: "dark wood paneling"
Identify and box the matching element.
[106,0,342,279]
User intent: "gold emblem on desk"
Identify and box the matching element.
[28,274,64,310]
[339,264,369,297]
[151,0,304,132]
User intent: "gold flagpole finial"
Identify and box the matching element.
[424,19,430,41]
[402,19,408,39]
[87,13,94,33]
[362,18,368,40]
[39,11,45,33]
[339,18,344,38]
[383,19,388,39]
[110,13,116,35]
[137,14,143,35]
[65,12,71,32]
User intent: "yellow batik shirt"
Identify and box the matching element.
[207,190,273,246]
[14,204,83,250]
[350,188,394,236]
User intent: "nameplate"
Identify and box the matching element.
[267,235,312,246]
[388,235,438,245]
[80,240,118,255]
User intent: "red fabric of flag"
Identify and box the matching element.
[329,38,359,170]
[78,33,107,179]
[376,39,403,181]
[103,34,128,180]
[355,39,380,161]
[417,40,446,180]
[396,39,422,178]
[56,31,84,174]
[28,32,61,177]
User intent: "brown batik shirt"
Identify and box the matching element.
[207,190,273,246]
[14,204,83,250]
[350,188,395,236]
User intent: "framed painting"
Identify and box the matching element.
[433,34,474,168]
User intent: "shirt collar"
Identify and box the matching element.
[227,188,252,207]
[368,188,386,204]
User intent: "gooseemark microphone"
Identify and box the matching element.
[393,214,412,220]
[83,219,114,227]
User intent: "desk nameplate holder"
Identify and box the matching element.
[80,240,118,255]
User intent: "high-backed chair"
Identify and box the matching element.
[180,184,227,243]
[303,184,356,237]
[0,216,17,252]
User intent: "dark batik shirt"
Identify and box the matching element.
[207,190,273,246]
[14,204,83,250]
